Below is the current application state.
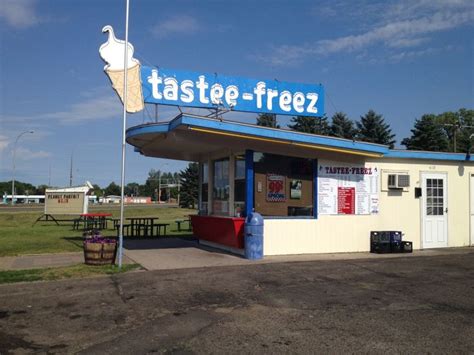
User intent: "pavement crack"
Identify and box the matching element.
[110,275,127,304]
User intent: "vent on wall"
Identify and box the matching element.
[388,174,410,189]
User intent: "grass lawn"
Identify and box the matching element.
[0,263,141,284]
[0,206,197,257]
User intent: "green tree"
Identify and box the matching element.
[457,109,474,154]
[437,108,474,153]
[35,184,49,195]
[104,182,120,196]
[356,110,396,148]
[0,180,36,195]
[91,184,103,197]
[124,182,140,196]
[401,114,449,152]
[179,162,198,209]
[330,112,356,139]
[257,113,279,128]
[288,115,330,135]
[142,169,161,201]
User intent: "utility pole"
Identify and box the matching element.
[158,171,161,203]
[69,150,74,187]
[48,160,51,186]
[441,122,474,153]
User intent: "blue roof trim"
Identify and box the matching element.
[126,122,170,139]
[179,115,388,154]
[385,150,472,162]
[126,116,473,162]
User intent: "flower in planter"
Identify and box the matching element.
[83,230,116,245]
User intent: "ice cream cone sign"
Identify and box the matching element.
[99,25,144,113]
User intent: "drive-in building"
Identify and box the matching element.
[126,114,474,256]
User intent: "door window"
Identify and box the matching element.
[426,178,444,216]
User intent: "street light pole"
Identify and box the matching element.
[11,130,34,205]
[158,171,161,203]
[158,162,169,203]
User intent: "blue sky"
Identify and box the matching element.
[0,0,473,188]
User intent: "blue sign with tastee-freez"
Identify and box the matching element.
[140,66,324,117]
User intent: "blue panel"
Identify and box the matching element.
[386,150,472,162]
[126,115,388,155]
[245,150,254,217]
[313,159,318,220]
[141,66,324,117]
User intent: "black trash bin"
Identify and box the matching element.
[370,231,391,253]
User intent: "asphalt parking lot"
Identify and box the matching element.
[1,250,473,354]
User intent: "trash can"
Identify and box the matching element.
[244,212,264,260]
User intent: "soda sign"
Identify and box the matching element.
[266,174,286,202]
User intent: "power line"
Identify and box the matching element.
[325,90,339,113]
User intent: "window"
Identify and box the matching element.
[213,159,229,216]
[200,163,208,215]
[426,178,444,216]
[253,153,313,217]
[234,155,246,216]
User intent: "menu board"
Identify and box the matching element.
[337,187,355,214]
[318,161,379,215]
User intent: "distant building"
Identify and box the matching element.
[98,196,152,204]
[2,194,45,204]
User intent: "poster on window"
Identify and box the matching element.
[318,161,379,215]
[290,180,302,199]
[266,174,286,202]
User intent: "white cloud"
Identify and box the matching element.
[0,135,9,153]
[317,10,472,55]
[0,91,123,125]
[387,37,429,48]
[389,45,457,63]
[150,15,200,39]
[384,0,474,21]
[255,1,474,66]
[15,147,51,160]
[0,0,40,28]
[42,94,122,124]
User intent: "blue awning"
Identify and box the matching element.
[126,114,472,163]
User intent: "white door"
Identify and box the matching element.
[470,174,474,246]
[422,173,448,248]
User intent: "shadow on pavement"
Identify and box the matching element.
[123,236,199,250]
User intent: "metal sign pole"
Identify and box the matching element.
[118,0,130,269]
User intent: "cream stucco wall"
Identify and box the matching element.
[264,158,473,256]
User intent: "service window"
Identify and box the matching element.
[254,153,313,217]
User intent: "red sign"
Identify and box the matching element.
[266,174,285,202]
[337,187,355,214]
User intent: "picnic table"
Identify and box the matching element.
[117,216,169,238]
[175,217,192,232]
[74,213,112,230]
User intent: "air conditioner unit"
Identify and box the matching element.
[388,174,410,189]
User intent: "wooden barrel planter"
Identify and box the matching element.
[83,241,117,265]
